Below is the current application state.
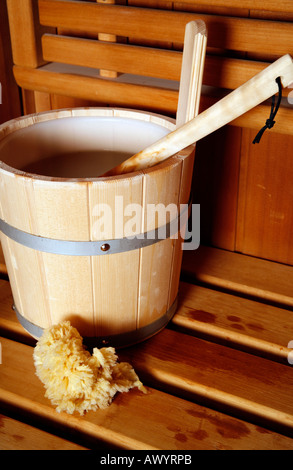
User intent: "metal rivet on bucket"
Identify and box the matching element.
[101,243,110,252]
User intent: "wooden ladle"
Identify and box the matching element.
[103,54,293,177]
[176,20,207,128]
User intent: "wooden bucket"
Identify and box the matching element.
[0,108,195,347]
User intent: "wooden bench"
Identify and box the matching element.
[1,246,293,450]
[1,0,293,451]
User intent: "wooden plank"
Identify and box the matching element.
[250,9,293,22]
[42,34,182,80]
[174,282,293,363]
[0,413,88,450]
[12,65,293,134]
[50,94,99,111]
[0,279,37,346]
[1,336,293,449]
[137,158,183,328]
[204,56,291,98]
[19,89,52,115]
[236,128,293,266]
[120,328,293,434]
[131,0,293,14]
[87,157,144,337]
[182,245,293,309]
[229,103,293,137]
[0,0,22,125]
[96,0,123,79]
[1,278,293,422]
[6,0,51,68]
[38,1,293,56]
[1,275,292,364]
[41,37,292,99]
[13,65,179,115]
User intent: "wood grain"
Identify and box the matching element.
[42,33,182,80]
[0,0,21,125]
[96,0,121,79]
[13,65,179,115]
[6,0,52,68]
[182,245,293,309]
[0,333,293,449]
[175,281,293,363]
[132,0,293,13]
[1,268,293,448]
[38,1,293,56]
[176,20,207,127]
[120,328,293,433]
[1,267,292,363]
[236,129,293,265]
[41,36,292,98]
[0,413,88,450]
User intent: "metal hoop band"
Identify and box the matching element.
[0,205,188,256]
[13,296,178,348]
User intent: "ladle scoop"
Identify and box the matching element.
[103,54,293,177]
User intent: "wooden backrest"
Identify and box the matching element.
[6,0,293,128]
[5,0,293,266]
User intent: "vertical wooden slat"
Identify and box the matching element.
[128,0,173,49]
[0,173,51,329]
[236,129,293,266]
[167,146,195,310]
[88,174,144,337]
[0,0,22,124]
[6,0,51,68]
[30,179,94,334]
[97,0,119,78]
[137,158,183,328]
[6,0,54,115]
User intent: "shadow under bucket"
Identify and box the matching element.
[0,108,195,347]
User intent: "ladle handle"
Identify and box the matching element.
[176,20,207,128]
[104,54,293,176]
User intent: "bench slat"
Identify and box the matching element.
[1,267,292,362]
[42,34,182,81]
[182,246,293,308]
[0,413,88,450]
[12,65,293,134]
[41,34,292,98]
[38,1,293,56]
[13,64,179,115]
[1,278,293,434]
[1,336,293,449]
[174,282,293,363]
[119,328,293,434]
[130,0,293,14]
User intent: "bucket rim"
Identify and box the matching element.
[0,107,183,183]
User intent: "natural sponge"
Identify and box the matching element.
[33,321,146,415]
